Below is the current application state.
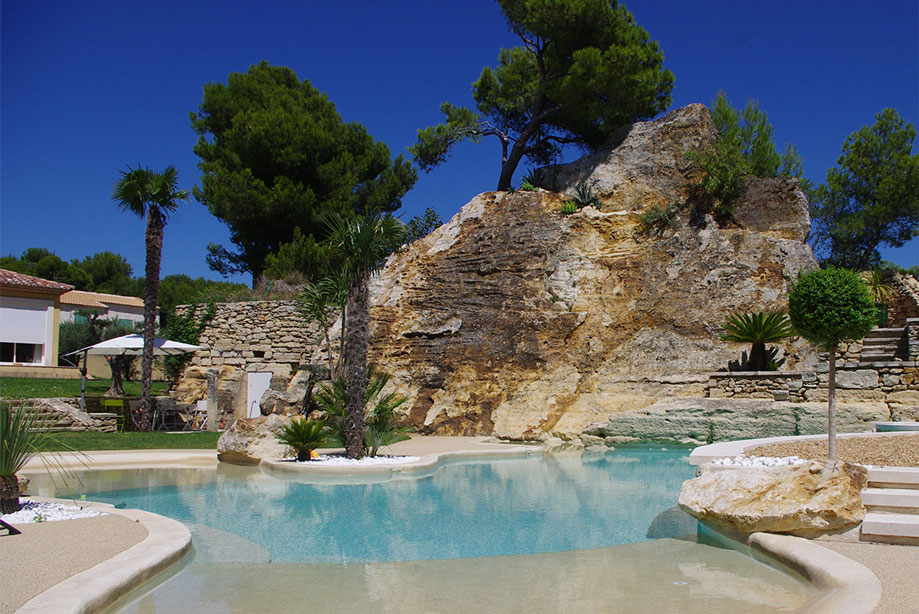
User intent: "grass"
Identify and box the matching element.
[34,431,222,451]
[0,377,169,399]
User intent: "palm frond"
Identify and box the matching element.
[720,311,795,343]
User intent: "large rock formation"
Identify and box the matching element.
[369,104,818,439]
[678,461,868,538]
[216,414,294,464]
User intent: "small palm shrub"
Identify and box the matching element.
[560,201,578,215]
[277,418,329,462]
[315,368,411,457]
[571,180,600,208]
[720,311,795,372]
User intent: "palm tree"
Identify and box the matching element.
[720,311,795,372]
[112,165,188,431]
[326,211,404,458]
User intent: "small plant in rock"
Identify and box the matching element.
[720,311,795,372]
[521,167,544,189]
[636,203,678,237]
[277,418,330,462]
[520,180,538,192]
[571,180,600,208]
[560,201,578,215]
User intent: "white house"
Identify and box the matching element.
[0,268,73,372]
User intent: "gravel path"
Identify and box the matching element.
[747,434,919,467]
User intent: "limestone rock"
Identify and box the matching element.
[17,475,29,495]
[173,365,247,418]
[217,414,293,464]
[258,368,314,416]
[678,461,867,538]
[369,105,818,439]
[585,398,889,445]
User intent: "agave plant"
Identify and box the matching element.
[277,418,329,462]
[720,311,795,372]
[860,269,896,304]
[571,180,600,209]
[315,368,411,457]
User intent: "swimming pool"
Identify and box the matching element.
[49,447,821,612]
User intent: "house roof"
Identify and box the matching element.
[60,290,144,310]
[0,268,74,295]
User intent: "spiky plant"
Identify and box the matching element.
[720,311,795,372]
[315,368,411,457]
[860,269,896,304]
[571,180,600,208]
[0,401,78,514]
[277,419,329,462]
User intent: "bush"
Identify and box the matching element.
[276,418,329,461]
[560,201,578,215]
[314,369,411,457]
[636,204,678,237]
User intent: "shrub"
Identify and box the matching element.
[520,180,538,192]
[276,418,329,461]
[720,311,795,372]
[560,201,578,215]
[636,204,678,237]
[314,368,411,457]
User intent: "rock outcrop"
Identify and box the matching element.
[369,104,818,439]
[678,461,868,538]
[216,415,294,464]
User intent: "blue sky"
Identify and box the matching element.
[2,0,917,286]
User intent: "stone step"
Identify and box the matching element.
[862,488,919,513]
[860,512,919,545]
[867,467,919,490]
[865,327,907,336]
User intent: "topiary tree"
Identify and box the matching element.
[788,268,876,462]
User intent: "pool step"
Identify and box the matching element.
[860,513,919,546]
[860,467,919,545]
[861,488,919,513]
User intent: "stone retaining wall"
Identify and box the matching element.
[707,361,918,419]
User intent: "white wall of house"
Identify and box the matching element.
[0,295,54,365]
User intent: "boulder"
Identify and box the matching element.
[217,414,294,464]
[678,461,868,538]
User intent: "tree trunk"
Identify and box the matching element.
[0,474,20,514]
[342,273,370,459]
[140,209,164,431]
[749,342,767,371]
[827,345,837,463]
[105,357,125,396]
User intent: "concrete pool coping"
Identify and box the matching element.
[14,499,192,614]
[14,436,903,613]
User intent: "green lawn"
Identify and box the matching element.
[35,430,221,451]
[0,377,169,399]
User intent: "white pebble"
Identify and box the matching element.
[712,455,807,467]
[283,454,421,466]
[0,500,106,524]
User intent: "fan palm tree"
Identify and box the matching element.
[720,311,795,371]
[326,211,404,458]
[112,165,188,431]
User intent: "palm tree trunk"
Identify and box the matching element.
[342,272,370,458]
[749,342,767,371]
[0,474,20,514]
[827,345,837,463]
[140,209,164,431]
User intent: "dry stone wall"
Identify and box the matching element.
[172,301,325,419]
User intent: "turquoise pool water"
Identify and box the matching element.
[86,447,698,563]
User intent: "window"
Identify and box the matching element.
[0,342,43,364]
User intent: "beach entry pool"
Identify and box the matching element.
[49,447,819,613]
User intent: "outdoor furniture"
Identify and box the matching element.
[99,399,126,432]
[0,518,21,536]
